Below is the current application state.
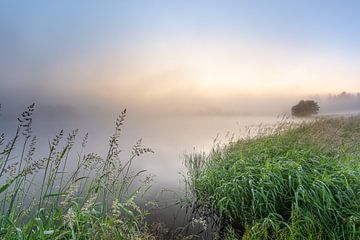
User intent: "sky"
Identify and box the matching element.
[2,0,360,197]
[1,0,360,116]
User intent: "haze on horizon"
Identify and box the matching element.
[1,0,360,117]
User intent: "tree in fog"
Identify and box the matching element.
[291,100,320,117]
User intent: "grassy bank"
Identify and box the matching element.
[0,104,156,239]
[187,117,360,239]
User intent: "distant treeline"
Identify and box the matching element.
[327,91,360,100]
[314,92,360,113]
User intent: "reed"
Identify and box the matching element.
[187,117,360,239]
[0,104,155,239]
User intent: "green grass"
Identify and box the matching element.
[187,117,360,240]
[0,104,156,240]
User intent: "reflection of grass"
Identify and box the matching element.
[0,104,155,239]
[187,117,360,239]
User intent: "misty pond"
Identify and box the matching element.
[0,105,283,238]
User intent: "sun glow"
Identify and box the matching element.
[54,35,360,104]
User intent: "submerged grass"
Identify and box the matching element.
[187,117,360,240]
[0,104,156,239]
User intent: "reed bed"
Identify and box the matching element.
[0,104,155,239]
[187,117,360,239]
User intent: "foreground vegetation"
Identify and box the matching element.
[0,104,155,239]
[187,117,360,239]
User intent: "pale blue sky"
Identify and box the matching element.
[2,1,360,49]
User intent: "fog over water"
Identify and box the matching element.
[0,97,289,236]
[1,92,359,193]
[0,97,285,190]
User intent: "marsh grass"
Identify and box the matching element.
[187,116,360,239]
[0,104,155,239]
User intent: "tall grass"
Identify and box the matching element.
[187,117,360,239]
[0,104,155,239]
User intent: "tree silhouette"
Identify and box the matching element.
[291,100,320,117]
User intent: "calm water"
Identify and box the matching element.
[1,110,282,238]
